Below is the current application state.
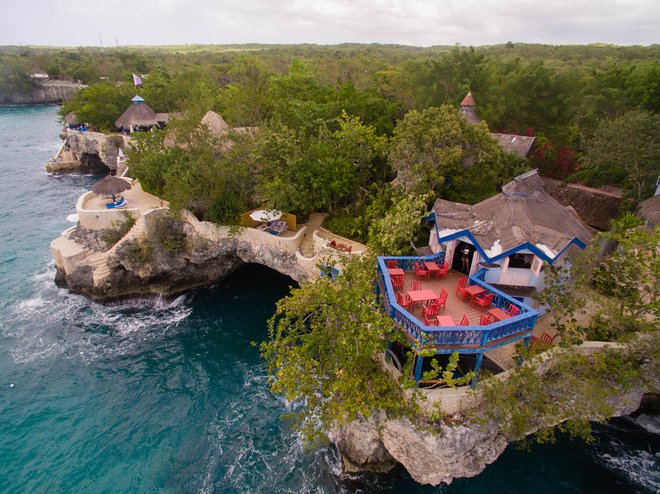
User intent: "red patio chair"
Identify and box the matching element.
[414,262,430,280]
[459,315,470,326]
[455,277,469,301]
[472,293,494,312]
[390,274,404,288]
[530,332,553,346]
[479,313,491,326]
[506,304,521,317]
[386,260,398,268]
[410,281,422,291]
[396,291,412,310]
[422,303,440,326]
[435,289,448,311]
[435,260,449,279]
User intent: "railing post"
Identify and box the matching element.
[471,352,484,388]
[413,353,424,383]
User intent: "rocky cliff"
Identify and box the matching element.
[52,209,315,302]
[329,386,647,486]
[47,130,127,173]
[0,80,85,105]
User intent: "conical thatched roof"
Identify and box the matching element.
[638,195,660,227]
[64,112,78,125]
[432,170,593,261]
[115,96,165,130]
[200,111,229,137]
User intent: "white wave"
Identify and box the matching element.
[597,438,660,493]
[5,264,193,364]
[633,414,660,435]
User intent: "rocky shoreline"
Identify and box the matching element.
[0,80,85,105]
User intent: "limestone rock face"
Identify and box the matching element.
[328,419,396,473]
[0,81,84,105]
[63,131,126,172]
[329,417,506,486]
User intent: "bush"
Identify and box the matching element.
[100,214,136,247]
[153,214,187,254]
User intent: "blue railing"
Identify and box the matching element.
[377,256,539,354]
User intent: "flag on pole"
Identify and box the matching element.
[132,73,142,86]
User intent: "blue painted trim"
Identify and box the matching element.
[413,354,424,382]
[429,210,587,265]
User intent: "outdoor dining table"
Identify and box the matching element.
[488,307,511,322]
[464,285,486,303]
[388,267,405,278]
[436,315,456,327]
[423,262,440,276]
[406,289,437,311]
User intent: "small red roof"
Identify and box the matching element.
[460,92,475,107]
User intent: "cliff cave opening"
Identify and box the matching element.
[79,152,111,174]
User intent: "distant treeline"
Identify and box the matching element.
[2,43,657,221]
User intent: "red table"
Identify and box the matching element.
[406,289,437,311]
[464,285,486,303]
[424,262,440,275]
[436,315,456,327]
[388,267,404,277]
[488,308,511,322]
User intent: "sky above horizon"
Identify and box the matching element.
[2,0,658,47]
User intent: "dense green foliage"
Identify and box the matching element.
[260,254,419,440]
[577,110,660,207]
[471,219,659,444]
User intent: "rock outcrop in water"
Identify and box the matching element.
[329,370,649,486]
[52,209,322,302]
[47,130,128,173]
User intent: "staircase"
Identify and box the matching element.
[84,216,149,286]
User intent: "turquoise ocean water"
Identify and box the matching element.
[0,105,657,493]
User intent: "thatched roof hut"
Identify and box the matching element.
[115,96,168,131]
[200,110,230,137]
[458,92,536,158]
[431,169,593,263]
[638,195,660,227]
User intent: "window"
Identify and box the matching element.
[508,253,534,269]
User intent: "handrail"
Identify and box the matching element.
[377,257,539,353]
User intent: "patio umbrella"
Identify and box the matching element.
[92,176,132,196]
[249,209,283,222]
[92,175,132,202]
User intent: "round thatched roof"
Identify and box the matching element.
[200,111,229,137]
[638,195,660,227]
[92,176,132,195]
[64,112,78,125]
[115,97,158,129]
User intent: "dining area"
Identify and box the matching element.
[386,259,523,328]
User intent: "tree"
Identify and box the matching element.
[260,254,418,440]
[58,82,133,132]
[367,192,430,255]
[255,114,385,217]
[389,105,516,202]
[579,110,660,206]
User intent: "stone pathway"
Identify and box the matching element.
[299,213,326,258]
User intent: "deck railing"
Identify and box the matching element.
[377,256,538,353]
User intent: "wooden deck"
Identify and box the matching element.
[397,269,486,326]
